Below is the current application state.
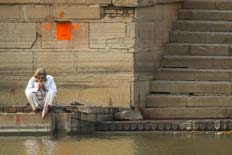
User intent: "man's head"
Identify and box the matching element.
[34,68,47,82]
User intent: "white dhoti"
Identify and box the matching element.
[26,91,56,119]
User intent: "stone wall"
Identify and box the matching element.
[0,0,183,107]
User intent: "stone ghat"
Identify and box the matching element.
[1,105,232,135]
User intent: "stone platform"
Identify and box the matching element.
[1,105,232,135]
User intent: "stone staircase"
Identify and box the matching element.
[142,0,232,119]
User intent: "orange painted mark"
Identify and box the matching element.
[43,23,51,31]
[72,24,81,31]
[16,115,21,125]
[56,22,71,40]
[59,11,65,18]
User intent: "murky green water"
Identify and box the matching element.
[1,132,232,155]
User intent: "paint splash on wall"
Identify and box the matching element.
[56,22,71,40]
[43,23,52,31]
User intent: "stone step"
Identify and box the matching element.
[183,0,232,10]
[154,68,232,81]
[150,80,231,95]
[173,20,232,32]
[96,119,232,131]
[142,107,232,119]
[0,113,53,135]
[161,55,232,69]
[170,31,232,44]
[165,43,230,56]
[146,94,232,108]
[178,9,232,21]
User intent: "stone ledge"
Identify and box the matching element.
[112,0,184,7]
[96,119,232,131]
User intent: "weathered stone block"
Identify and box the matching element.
[126,23,136,37]
[77,51,133,77]
[183,0,216,9]
[0,113,52,134]
[135,5,163,20]
[146,94,187,108]
[90,23,125,48]
[56,81,131,107]
[36,50,76,75]
[170,31,206,43]
[195,70,230,81]
[142,107,232,119]
[41,23,89,49]
[0,0,48,4]
[216,1,232,10]
[179,9,232,21]
[23,5,51,22]
[190,44,229,56]
[53,5,101,19]
[136,22,155,48]
[150,81,231,95]
[162,56,232,69]
[54,0,111,5]
[0,5,21,22]
[165,43,190,55]
[134,51,160,77]
[187,96,232,107]
[0,23,36,48]
[154,69,195,81]
[107,37,135,49]
[0,50,33,76]
[206,32,232,44]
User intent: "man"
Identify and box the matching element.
[25,68,57,119]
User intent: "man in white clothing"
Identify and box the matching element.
[25,68,57,119]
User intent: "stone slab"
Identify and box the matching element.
[146,94,187,108]
[56,81,131,107]
[0,0,111,4]
[183,0,216,9]
[142,107,232,119]
[0,113,52,134]
[22,5,51,22]
[166,43,230,56]
[0,5,21,22]
[154,69,231,81]
[170,31,206,43]
[150,80,231,95]
[0,23,36,48]
[107,37,135,49]
[90,23,125,48]
[77,51,133,77]
[53,5,101,20]
[187,96,232,107]
[173,20,232,32]
[0,50,33,76]
[36,50,76,75]
[178,9,232,21]
[161,56,232,69]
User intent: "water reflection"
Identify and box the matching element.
[24,138,55,155]
[1,133,232,155]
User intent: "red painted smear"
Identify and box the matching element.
[43,23,51,31]
[16,115,21,125]
[59,11,65,18]
[56,22,71,40]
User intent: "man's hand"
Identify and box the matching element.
[38,82,46,91]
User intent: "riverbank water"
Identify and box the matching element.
[1,132,232,155]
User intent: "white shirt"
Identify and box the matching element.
[25,75,57,97]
